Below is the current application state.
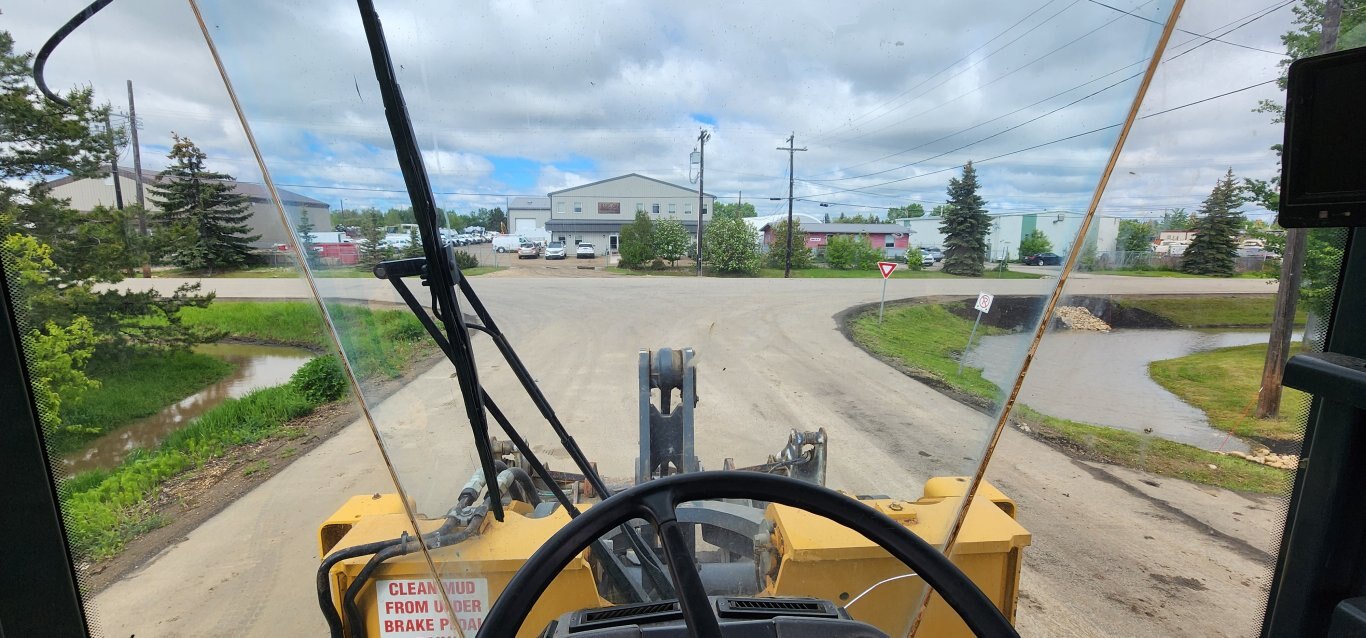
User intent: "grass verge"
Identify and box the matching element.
[178,301,432,379]
[55,350,235,454]
[1150,343,1308,442]
[1014,406,1287,494]
[1091,269,1273,279]
[850,303,1005,401]
[1114,295,1302,328]
[157,265,502,278]
[608,266,1042,279]
[847,300,1289,494]
[62,380,321,559]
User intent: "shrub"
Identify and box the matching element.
[454,250,479,270]
[290,355,347,403]
[905,248,925,271]
[701,216,761,275]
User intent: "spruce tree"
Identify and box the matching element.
[297,209,317,266]
[1181,169,1245,277]
[939,161,991,276]
[150,134,259,272]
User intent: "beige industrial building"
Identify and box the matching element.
[45,167,330,251]
[545,173,715,253]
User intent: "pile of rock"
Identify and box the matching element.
[1220,447,1299,470]
[1055,306,1112,332]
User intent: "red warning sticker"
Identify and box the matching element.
[375,577,489,636]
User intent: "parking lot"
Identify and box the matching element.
[454,241,618,277]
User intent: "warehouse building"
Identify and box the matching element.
[545,174,715,254]
[45,166,329,251]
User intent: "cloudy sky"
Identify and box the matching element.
[5,0,1302,222]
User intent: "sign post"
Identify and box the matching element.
[958,292,994,375]
[877,261,897,323]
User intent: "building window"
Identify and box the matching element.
[885,235,895,248]
[685,204,692,214]
[636,203,645,213]
[575,236,583,245]
[668,203,676,214]
[557,202,564,215]
[652,203,660,215]
[574,202,582,214]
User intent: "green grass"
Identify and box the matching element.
[764,267,1041,279]
[54,350,236,454]
[1150,343,1309,442]
[1091,269,1272,279]
[607,266,1041,279]
[850,303,1006,401]
[1116,295,1303,328]
[606,266,698,276]
[1013,406,1288,494]
[157,265,501,278]
[179,301,329,347]
[178,301,433,379]
[61,381,320,559]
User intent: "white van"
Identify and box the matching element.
[492,234,526,253]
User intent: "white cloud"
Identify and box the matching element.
[8,0,1299,223]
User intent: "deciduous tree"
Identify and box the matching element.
[652,218,690,268]
[702,216,760,275]
[764,219,812,270]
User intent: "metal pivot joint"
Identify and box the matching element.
[639,347,700,483]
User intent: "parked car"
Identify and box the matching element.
[920,252,935,267]
[923,247,944,262]
[544,241,567,260]
[517,242,541,259]
[576,243,596,259]
[1023,252,1062,266]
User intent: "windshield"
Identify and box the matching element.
[8,0,1342,636]
[186,1,1175,633]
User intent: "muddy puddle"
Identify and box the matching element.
[967,330,1299,453]
[62,342,314,474]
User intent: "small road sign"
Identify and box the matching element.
[974,292,994,314]
[878,261,897,279]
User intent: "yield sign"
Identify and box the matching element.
[877,261,897,279]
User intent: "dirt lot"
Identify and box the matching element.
[89,275,1284,637]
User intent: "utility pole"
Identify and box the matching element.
[777,132,807,278]
[1256,0,1342,418]
[127,80,152,278]
[695,128,710,276]
[104,113,124,210]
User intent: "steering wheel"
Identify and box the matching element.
[478,471,1018,637]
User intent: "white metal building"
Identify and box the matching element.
[45,166,329,251]
[545,174,715,253]
[506,197,551,234]
[895,212,1119,260]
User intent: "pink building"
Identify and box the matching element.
[762,222,913,257]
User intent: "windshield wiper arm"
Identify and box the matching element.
[354,0,504,520]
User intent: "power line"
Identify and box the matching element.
[804,0,1291,181]
[797,78,1279,200]
[829,0,1155,149]
[1084,0,1284,55]
[808,0,1069,144]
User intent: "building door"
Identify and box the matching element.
[609,234,619,253]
